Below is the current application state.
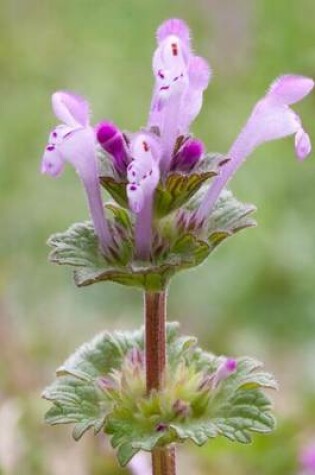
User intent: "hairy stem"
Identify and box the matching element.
[145,291,176,475]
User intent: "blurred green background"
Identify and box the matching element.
[1,0,315,473]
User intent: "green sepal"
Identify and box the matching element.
[43,323,277,467]
[100,153,227,218]
[47,191,256,291]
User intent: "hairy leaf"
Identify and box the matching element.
[43,324,277,466]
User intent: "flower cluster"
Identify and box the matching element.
[41,18,313,268]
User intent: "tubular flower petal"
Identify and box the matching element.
[41,145,65,177]
[196,75,314,223]
[41,91,111,253]
[126,135,160,214]
[268,74,314,104]
[96,121,129,174]
[61,131,112,255]
[52,91,90,127]
[126,135,160,259]
[179,56,212,133]
[149,19,211,173]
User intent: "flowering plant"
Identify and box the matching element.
[41,18,313,475]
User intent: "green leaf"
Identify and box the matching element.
[43,323,276,466]
[100,176,128,209]
[206,190,257,237]
[42,376,110,440]
[42,328,145,441]
[170,420,218,445]
[117,444,139,467]
[56,329,144,380]
[213,390,276,443]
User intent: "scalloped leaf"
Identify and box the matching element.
[43,324,276,467]
[42,324,179,444]
[42,328,145,440]
[213,390,276,443]
[43,376,110,440]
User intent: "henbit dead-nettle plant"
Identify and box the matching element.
[40,18,313,475]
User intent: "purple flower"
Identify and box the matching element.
[42,21,313,264]
[126,19,210,258]
[148,19,211,173]
[300,442,315,473]
[196,74,314,224]
[41,91,112,254]
[126,134,160,259]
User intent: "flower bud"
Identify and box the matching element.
[96,122,129,174]
[173,399,190,418]
[171,138,204,172]
[212,358,237,389]
[155,422,168,432]
[98,376,117,391]
[127,347,144,367]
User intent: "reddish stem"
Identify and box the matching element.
[144,291,176,475]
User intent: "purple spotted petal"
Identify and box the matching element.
[49,124,74,145]
[126,183,144,214]
[196,75,314,223]
[52,91,90,127]
[41,145,65,177]
[133,159,160,260]
[153,34,190,75]
[127,135,160,259]
[149,22,211,173]
[127,134,160,212]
